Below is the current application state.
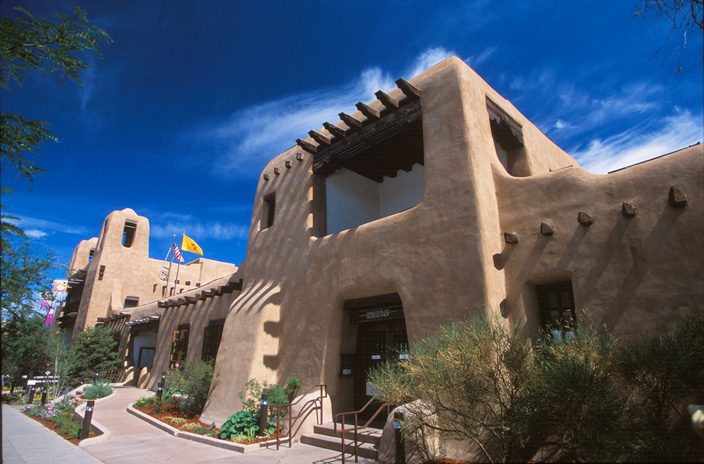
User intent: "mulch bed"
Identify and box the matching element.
[23,412,95,445]
[135,402,220,435]
[134,402,285,444]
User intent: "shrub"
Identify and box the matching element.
[52,413,81,438]
[219,409,259,440]
[165,359,214,414]
[239,377,300,412]
[284,377,301,402]
[84,380,112,400]
[64,325,119,383]
[134,396,155,408]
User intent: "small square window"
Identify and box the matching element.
[124,296,139,308]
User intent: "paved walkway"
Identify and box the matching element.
[2,404,102,464]
[80,387,376,463]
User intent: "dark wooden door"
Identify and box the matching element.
[353,319,408,414]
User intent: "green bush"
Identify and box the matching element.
[134,396,155,408]
[239,377,300,412]
[284,377,301,402]
[369,314,704,463]
[165,359,213,414]
[83,380,112,400]
[64,325,119,383]
[52,413,81,438]
[217,409,277,440]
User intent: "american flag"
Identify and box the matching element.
[173,243,184,263]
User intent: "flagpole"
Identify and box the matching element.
[174,233,181,294]
[164,243,174,285]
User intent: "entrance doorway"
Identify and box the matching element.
[343,293,409,416]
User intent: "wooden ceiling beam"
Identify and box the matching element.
[374,90,399,111]
[395,78,421,100]
[308,130,331,146]
[323,122,348,138]
[296,138,318,153]
[355,102,381,120]
[339,112,363,129]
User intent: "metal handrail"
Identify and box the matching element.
[272,384,328,450]
[335,397,392,463]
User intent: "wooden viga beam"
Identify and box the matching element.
[296,138,318,153]
[395,78,421,100]
[339,112,363,129]
[355,101,381,120]
[308,130,332,146]
[374,90,399,111]
[323,122,348,139]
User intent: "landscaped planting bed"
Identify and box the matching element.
[133,398,219,437]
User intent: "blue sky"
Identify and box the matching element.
[2,0,702,281]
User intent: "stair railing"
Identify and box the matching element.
[272,384,327,450]
[335,397,392,463]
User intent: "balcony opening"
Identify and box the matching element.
[122,220,137,248]
[314,100,424,235]
[487,97,529,177]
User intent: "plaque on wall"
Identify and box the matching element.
[350,305,404,324]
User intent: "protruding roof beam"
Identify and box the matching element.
[308,130,331,146]
[339,112,363,129]
[355,102,381,120]
[395,78,421,100]
[323,122,348,138]
[375,90,399,110]
[296,138,318,153]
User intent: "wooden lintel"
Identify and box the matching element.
[395,78,421,100]
[355,102,381,120]
[296,138,318,153]
[323,122,347,138]
[308,130,331,145]
[375,90,399,110]
[339,112,363,129]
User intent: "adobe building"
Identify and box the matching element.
[61,57,702,442]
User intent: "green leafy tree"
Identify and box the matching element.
[0,6,111,183]
[64,325,119,383]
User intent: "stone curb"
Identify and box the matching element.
[75,394,114,447]
[126,403,281,454]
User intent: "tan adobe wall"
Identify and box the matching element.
[202,57,703,425]
[496,144,704,338]
[67,237,98,274]
[72,208,237,339]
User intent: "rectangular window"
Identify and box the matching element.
[123,297,139,308]
[98,265,106,281]
[122,221,137,248]
[170,324,190,368]
[487,97,527,177]
[88,248,95,263]
[261,193,276,230]
[536,281,576,341]
[201,319,225,363]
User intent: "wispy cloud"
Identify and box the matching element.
[190,47,456,177]
[24,229,48,239]
[151,221,249,241]
[8,216,91,237]
[571,108,703,173]
[465,47,496,67]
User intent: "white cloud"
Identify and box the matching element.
[407,47,456,79]
[8,216,90,236]
[150,221,249,241]
[24,229,48,239]
[465,47,496,67]
[571,109,703,174]
[191,48,456,177]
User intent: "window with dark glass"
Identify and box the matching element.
[170,324,190,368]
[261,192,276,230]
[536,281,576,341]
[123,296,139,308]
[122,221,137,247]
[201,319,225,363]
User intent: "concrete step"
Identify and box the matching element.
[313,422,382,446]
[300,432,379,460]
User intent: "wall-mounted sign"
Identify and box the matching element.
[350,305,404,324]
[340,353,354,376]
[371,355,382,360]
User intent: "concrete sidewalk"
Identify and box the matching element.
[80,386,376,463]
[2,404,103,464]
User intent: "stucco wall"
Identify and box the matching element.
[203,57,703,426]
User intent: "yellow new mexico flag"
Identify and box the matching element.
[181,233,203,255]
